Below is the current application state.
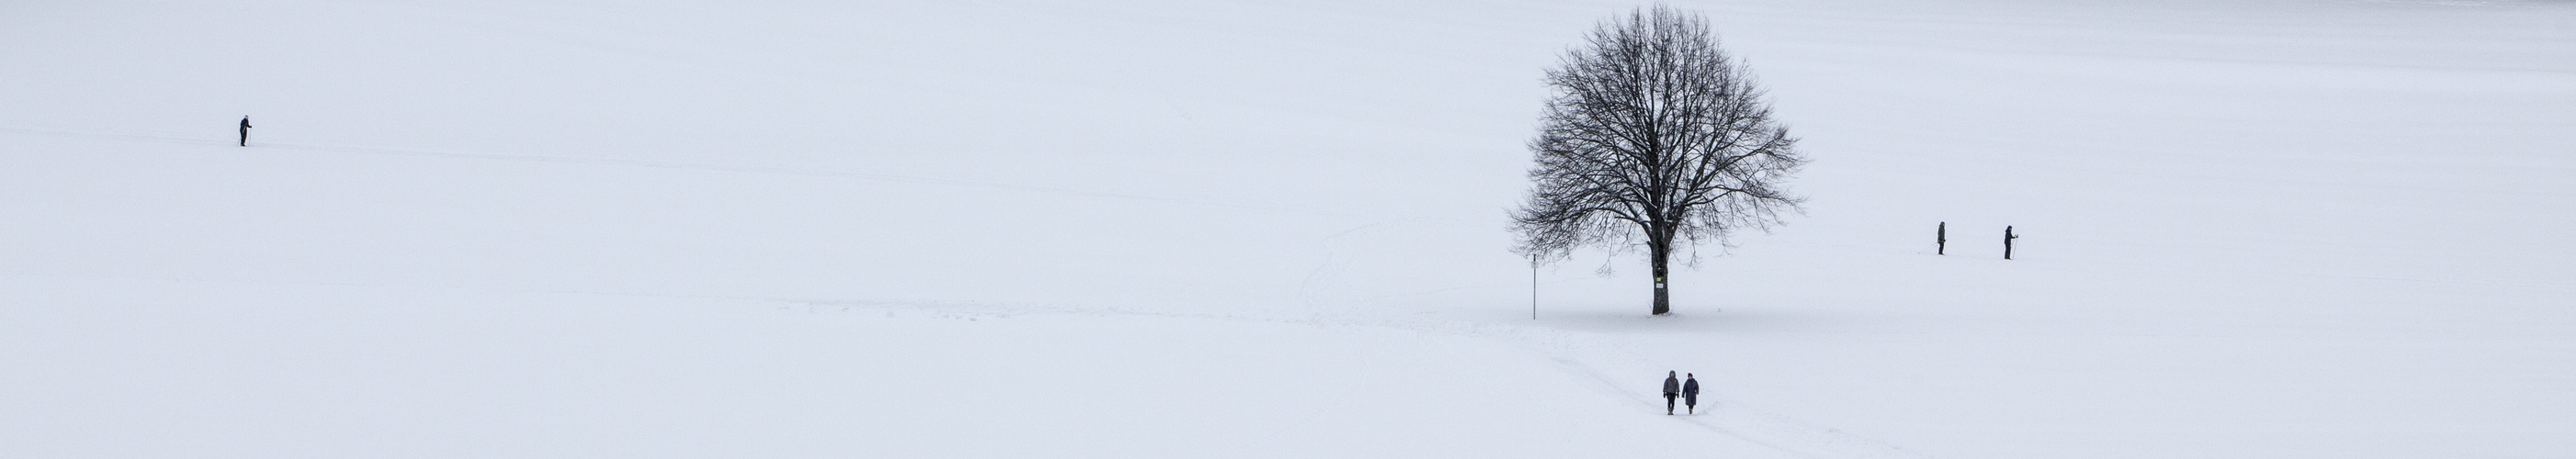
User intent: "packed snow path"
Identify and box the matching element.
[6,0,2574,457]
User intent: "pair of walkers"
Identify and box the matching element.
[1661,371,1701,415]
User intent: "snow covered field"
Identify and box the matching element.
[5,0,2572,457]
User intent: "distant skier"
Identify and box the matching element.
[1937,221,1947,255]
[1682,373,1702,414]
[2004,226,2019,260]
[1662,371,1681,415]
[238,117,252,147]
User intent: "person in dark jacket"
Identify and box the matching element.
[1683,373,1702,414]
[1937,221,1947,255]
[1662,371,1681,415]
[238,117,252,147]
[2005,226,2019,260]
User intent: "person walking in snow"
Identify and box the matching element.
[238,117,252,147]
[1662,371,1681,415]
[1683,373,1702,414]
[1937,221,1947,255]
[2004,226,2019,260]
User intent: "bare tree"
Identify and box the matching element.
[1510,6,1805,316]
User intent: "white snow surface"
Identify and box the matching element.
[6,0,2574,457]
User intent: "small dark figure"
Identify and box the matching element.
[1662,371,1681,415]
[1937,221,1947,255]
[2005,226,2019,260]
[1683,373,1702,414]
[238,117,252,147]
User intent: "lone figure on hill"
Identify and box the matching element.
[2005,226,2020,260]
[238,117,252,147]
[1937,221,1947,255]
[1662,371,1682,415]
[1683,373,1702,414]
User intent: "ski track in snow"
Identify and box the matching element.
[856,307,1920,458]
[5,260,1937,456]
[799,297,1936,458]
[1288,216,1937,458]
[9,1,2573,455]
[3,265,1936,459]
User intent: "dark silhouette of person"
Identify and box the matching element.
[1937,221,1947,255]
[238,117,252,147]
[1682,373,1702,414]
[2005,226,2019,260]
[1662,371,1681,415]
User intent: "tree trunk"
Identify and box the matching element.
[1650,238,1671,315]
